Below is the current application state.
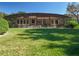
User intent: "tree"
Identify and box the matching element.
[67,2,79,23]
[0,12,7,18]
[16,11,26,14]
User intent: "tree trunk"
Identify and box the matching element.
[76,16,79,24]
[77,19,79,24]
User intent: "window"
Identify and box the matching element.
[17,20,19,24]
[36,20,41,25]
[21,20,22,24]
[55,20,58,24]
[27,20,29,24]
[32,19,35,23]
[52,20,54,24]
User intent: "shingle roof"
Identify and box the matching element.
[6,13,69,18]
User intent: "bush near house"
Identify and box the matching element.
[0,18,9,35]
[65,18,79,29]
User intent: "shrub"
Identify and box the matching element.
[0,18,9,34]
[74,24,79,29]
[65,18,79,29]
[65,24,74,28]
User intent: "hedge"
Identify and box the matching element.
[0,18,9,35]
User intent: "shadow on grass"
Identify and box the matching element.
[17,29,79,56]
[42,42,79,56]
[17,29,67,41]
[17,29,79,40]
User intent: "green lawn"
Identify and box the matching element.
[0,28,79,56]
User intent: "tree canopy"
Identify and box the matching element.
[67,2,79,23]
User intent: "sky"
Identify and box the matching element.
[0,2,68,15]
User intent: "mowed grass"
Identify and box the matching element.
[0,28,79,56]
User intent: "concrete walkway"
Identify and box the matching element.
[0,32,8,37]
